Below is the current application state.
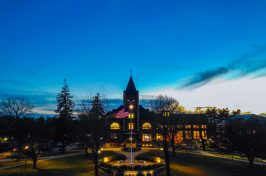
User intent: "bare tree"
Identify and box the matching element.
[0,97,34,119]
[77,94,108,176]
[150,95,180,113]
[150,95,182,176]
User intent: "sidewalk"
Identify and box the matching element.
[194,150,266,166]
[115,149,147,162]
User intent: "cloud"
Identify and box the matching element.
[179,46,266,90]
[0,89,57,113]
[180,67,229,89]
[145,77,266,115]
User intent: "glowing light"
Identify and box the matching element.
[3,138,8,141]
[155,157,161,163]
[25,146,29,149]
[129,104,134,110]
[100,148,103,151]
[160,148,163,150]
[98,150,101,153]
[103,157,110,163]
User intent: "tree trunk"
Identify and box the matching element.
[85,139,88,156]
[164,143,170,176]
[172,145,176,155]
[94,146,99,176]
[248,156,254,167]
[201,139,206,151]
[163,135,170,176]
[32,157,37,169]
[171,135,175,155]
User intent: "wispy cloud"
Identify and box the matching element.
[179,46,266,90]
[180,67,229,89]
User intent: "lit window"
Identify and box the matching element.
[193,131,200,139]
[128,113,134,119]
[128,123,134,130]
[193,125,199,129]
[110,123,120,130]
[156,134,163,141]
[201,125,207,129]
[185,131,192,139]
[177,125,183,128]
[142,123,152,129]
[142,134,152,141]
[177,131,183,140]
[185,125,191,128]
[163,112,170,117]
[202,131,207,139]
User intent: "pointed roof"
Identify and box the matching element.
[125,76,137,94]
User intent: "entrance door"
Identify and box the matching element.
[126,138,136,148]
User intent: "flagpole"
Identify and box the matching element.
[128,102,134,165]
[130,108,133,164]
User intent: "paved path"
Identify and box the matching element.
[115,150,147,162]
[0,153,82,170]
[194,150,266,166]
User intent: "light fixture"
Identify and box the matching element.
[129,104,134,110]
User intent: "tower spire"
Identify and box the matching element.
[125,76,137,94]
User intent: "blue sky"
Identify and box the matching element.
[0,0,266,115]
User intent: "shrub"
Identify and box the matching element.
[135,150,164,162]
[100,151,126,162]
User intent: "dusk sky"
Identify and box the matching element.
[1,0,266,115]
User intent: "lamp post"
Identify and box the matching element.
[129,103,134,165]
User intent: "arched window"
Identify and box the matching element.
[142,123,152,129]
[111,123,120,130]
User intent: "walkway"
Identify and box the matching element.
[115,149,147,162]
[194,150,266,166]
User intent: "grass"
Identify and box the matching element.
[164,151,266,176]
[0,150,124,176]
[0,155,110,176]
[1,150,81,167]
[2,150,266,176]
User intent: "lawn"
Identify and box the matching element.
[0,154,110,176]
[0,150,126,176]
[2,150,266,176]
[165,152,266,176]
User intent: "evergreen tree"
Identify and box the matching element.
[55,79,75,153]
[55,79,75,119]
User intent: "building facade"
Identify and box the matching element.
[105,77,208,148]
